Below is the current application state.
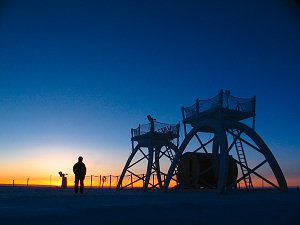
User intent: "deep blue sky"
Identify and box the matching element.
[0,0,299,183]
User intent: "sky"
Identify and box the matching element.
[0,0,300,187]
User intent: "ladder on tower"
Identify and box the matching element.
[232,130,253,190]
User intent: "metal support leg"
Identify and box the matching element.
[143,142,154,191]
[155,147,163,189]
[116,144,140,190]
[217,127,229,194]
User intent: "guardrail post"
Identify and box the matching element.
[131,129,134,151]
[220,89,224,107]
[181,107,187,136]
[177,121,180,147]
[219,89,224,119]
[225,90,230,109]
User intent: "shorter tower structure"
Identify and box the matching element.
[117,115,180,191]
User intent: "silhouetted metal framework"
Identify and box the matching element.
[164,90,287,193]
[116,116,180,191]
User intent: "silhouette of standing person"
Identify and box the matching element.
[73,156,86,194]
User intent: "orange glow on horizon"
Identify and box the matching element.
[0,174,179,189]
[1,176,299,189]
[0,145,299,189]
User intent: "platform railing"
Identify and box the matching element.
[182,90,256,125]
[131,121,180,139]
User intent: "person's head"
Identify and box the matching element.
[78,156,83,162]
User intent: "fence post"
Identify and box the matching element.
[131,174,133,189]
[13,179,14,188]
[27,178,29,188]
[99,175,101,188]
[142,174,144,187]
[152,174,155,190]
[109,175,111,189]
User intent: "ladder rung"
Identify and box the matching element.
[234,130,250,183]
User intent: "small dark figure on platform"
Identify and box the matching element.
[73,156,86,194]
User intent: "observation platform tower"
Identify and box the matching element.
[182,89,256,131]
[164,90,287,193]
[117,115,180,191]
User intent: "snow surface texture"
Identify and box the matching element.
[0,186,299,225]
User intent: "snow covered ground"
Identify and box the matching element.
[0,186,299,225]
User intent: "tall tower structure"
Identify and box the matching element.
[163,90,287,193]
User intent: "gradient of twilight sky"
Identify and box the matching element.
[0,0,300,186]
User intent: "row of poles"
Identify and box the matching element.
[10,174,150,189]
[86,174,170,189]
[86,174,146,189]
[11,176,281,189]
[12,178,30,187]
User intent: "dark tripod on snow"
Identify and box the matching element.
[59,171,68,189]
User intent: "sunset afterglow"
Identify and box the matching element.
[0,0,299,190]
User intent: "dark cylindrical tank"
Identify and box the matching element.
[177,152,238,189]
